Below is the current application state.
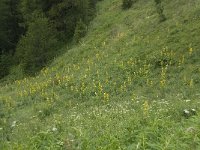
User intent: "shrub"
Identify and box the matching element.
[15,14,58,75]
[122,0,133,9]
[73,20,87,43]
[154,0,166,22]
[0,54,12,78]
[154,0,161,5]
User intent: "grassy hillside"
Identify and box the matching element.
[1,0,200,149]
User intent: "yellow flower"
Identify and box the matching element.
[189,48,193,55]
[189,79,193,87]
[160,79,166,87]
[143,101,149,117]
[103,92,109,101]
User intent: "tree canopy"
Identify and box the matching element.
[0,0,100,78]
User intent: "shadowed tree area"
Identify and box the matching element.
[0,0,100,79]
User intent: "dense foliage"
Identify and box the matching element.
[154,0,166,22]
[15,16,58,75]
[122,0,134,9]
[0,0,99,78]
[0,0,23,78]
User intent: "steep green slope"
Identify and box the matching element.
[1,0,200,149]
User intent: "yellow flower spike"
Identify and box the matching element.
[93,81,97,88]
[128,77,131,85]
[120,61,124,67]
[131,93,136,101]
[189,48,193,55]
[75,86,79,92]
[96,53,100,59]
[143,101,149,117]
[139,68,142,74]
[181,55,185,64]
[123,81,126,85]
[120,85,124,92]
[58,79,61,85]
[19,92,23,97]
[161,67,166,76]
[160,67,167,86]
[103,92,109,101]
[146,79,149,85]
[160,79,166,87]
[189,79,193,87]
[161,50,163,56]
[183,76,186,82]
[99,85,103,93]
[70,86,74,91]
[105,79,109,84]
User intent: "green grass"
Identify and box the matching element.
[1,0,200,149]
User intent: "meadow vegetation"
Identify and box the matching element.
[1,0,200,149]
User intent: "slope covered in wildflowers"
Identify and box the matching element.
[1,0,200,149]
